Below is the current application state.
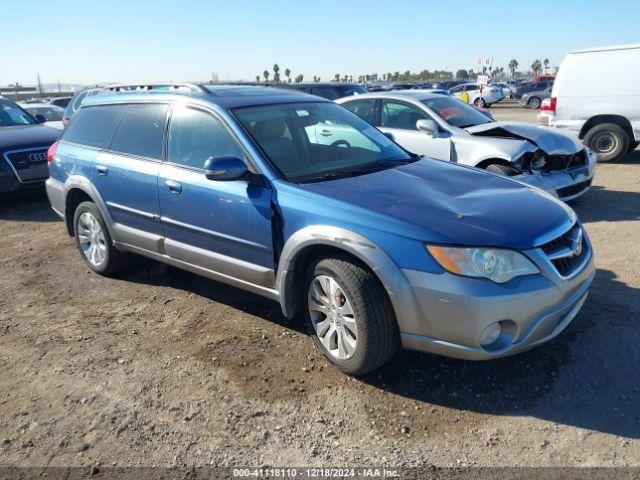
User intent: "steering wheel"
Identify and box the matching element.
[329,139,351,157]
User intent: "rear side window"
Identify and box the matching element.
[343,99,377,124]
[109,104,169,159]
[62,105,126,148]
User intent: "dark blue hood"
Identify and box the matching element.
[0,124,60,153]
[296,159,575,249]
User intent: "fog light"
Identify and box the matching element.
[480,322,502,347]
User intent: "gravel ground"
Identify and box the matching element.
[1,104,639,471]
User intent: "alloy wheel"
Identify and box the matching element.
[77,212,107,267]
[308,275,358,360]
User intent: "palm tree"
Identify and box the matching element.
[508,59,519,78]
[543,58,550,73]
[255,75,260,82]
[334,73,340,82]
[295,74,304,83]
[273,64,280,82]
[284,68,291,83]
[263,70,270,82]
[531,59,542,75]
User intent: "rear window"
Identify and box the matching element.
[62,105,127,148]
[109,103,169,159]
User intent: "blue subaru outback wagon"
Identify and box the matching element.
[46,86,594,375]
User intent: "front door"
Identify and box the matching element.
[158,105,275,288]
[378,100,452,161]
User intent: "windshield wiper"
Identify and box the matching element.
[300,157,416,183]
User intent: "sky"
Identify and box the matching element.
[2,0,639,86]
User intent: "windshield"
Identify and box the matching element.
[25,106,63,121]
[233,102,414,182]
[422,97,492,128]
[0,100,36,127]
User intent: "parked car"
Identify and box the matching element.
[539,44,640,162]
[338,91,596,201]
[434,80,468,90]
[19,103,65,130]
[288,83,367,100]
[49,97,72,109]
[489,82,513,98]
[46,86,594,375]
[449,83,504,107]
[512,80,553,100]
[0,98,60,197]
[519,84,553,109]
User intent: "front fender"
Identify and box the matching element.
[276,225,422,332]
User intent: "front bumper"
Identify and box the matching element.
[512,150,597,202]
[398,235,595,360]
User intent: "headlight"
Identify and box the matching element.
[426,245,539,283]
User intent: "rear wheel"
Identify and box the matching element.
[474,97,486,108]
[303,255,398,376]
[527,97,541,109]
[583,123,629,162]
[73,201,124,275]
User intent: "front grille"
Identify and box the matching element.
[5,148,48,170]
[540,224,589,276]
[543,149,588,172]
[557,179,592,199]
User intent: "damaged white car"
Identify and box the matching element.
[337,91,596,201]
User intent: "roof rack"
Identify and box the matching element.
[103,83,208,93]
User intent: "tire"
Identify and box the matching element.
[303,255,398,376]
[527,97,541,109]
[73,201,124,275]
[628,141,639,152]
[473,97,486,108]
[583,123,629,162]
[485,163,514,176]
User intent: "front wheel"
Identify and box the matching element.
[73,201,124,275]
[303,255,398,376]
[474,97,486,108]
[583,123,629,162]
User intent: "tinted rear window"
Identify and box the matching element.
[109,103,169,159]
[62,105,126,148]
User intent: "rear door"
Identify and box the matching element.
[378,100,451,160]
[158,105,275,287]
[90,103,169,251]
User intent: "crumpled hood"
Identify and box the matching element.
[465,121,583,155]
[0,124,60,153]
[297,159,575,249]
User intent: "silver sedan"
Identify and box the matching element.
[336,91,596,202]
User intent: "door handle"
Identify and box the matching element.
[95,165,108,176]
[164,180,183,194]
[320,130,333,137]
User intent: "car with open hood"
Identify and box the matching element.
[338,91,596,201]
[46,85,594,376]
[1,97,60,197]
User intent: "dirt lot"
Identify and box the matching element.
[1,104,639,471]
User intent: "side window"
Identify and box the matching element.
[109,103,169,159]
[343,99,377,124]
[465,84,477,92]
[71,91,89,112]
[62,105,127,148]
[380,101,428,130]
[167,106,244,169]
[450,85,463,93]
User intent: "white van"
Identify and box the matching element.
[538,44,640,162]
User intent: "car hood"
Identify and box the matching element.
[465,121,582,155]
[296,159,575,249]
[0,124,60,152]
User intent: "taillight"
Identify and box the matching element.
[47,141,59,164]
[541,97,557,112]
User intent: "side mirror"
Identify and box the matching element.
[35,113,47,124]
[416,119,439,135]
[203,156,248,181]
